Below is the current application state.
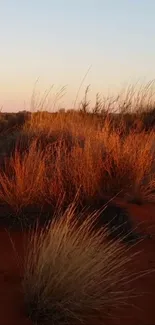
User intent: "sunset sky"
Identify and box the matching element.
[1,0,155,111]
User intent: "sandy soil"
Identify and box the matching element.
[0,202,155,325]
[0,230,32,325]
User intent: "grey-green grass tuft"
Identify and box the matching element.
[22,204,141,325]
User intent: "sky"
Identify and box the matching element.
[0,0,155,111]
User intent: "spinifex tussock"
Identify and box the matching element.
[0,140,46,212]
[23,204,143,325]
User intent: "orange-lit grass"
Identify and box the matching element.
[0,140,46,212]
[0,120,155,214]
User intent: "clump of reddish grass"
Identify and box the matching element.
[23,203,141,325]
[44,125,155,204]
[0,140,46,212]
[99,127,155,202]
[1,80,155,215]
[0,123,155,217]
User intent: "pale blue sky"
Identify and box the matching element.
[0,0,155,111]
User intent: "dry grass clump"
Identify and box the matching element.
[23,204,139,325]
[0,81,155,214]
[43,126,155,204]
[99,128,155,201]
[23,98,155,203]
[0,123,155,216]
[0,140,46,212]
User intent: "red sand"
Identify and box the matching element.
[0,203,155,325]
[0,230,32,325]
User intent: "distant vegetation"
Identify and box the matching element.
[1,82,154,324]
[0,81,155,221]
